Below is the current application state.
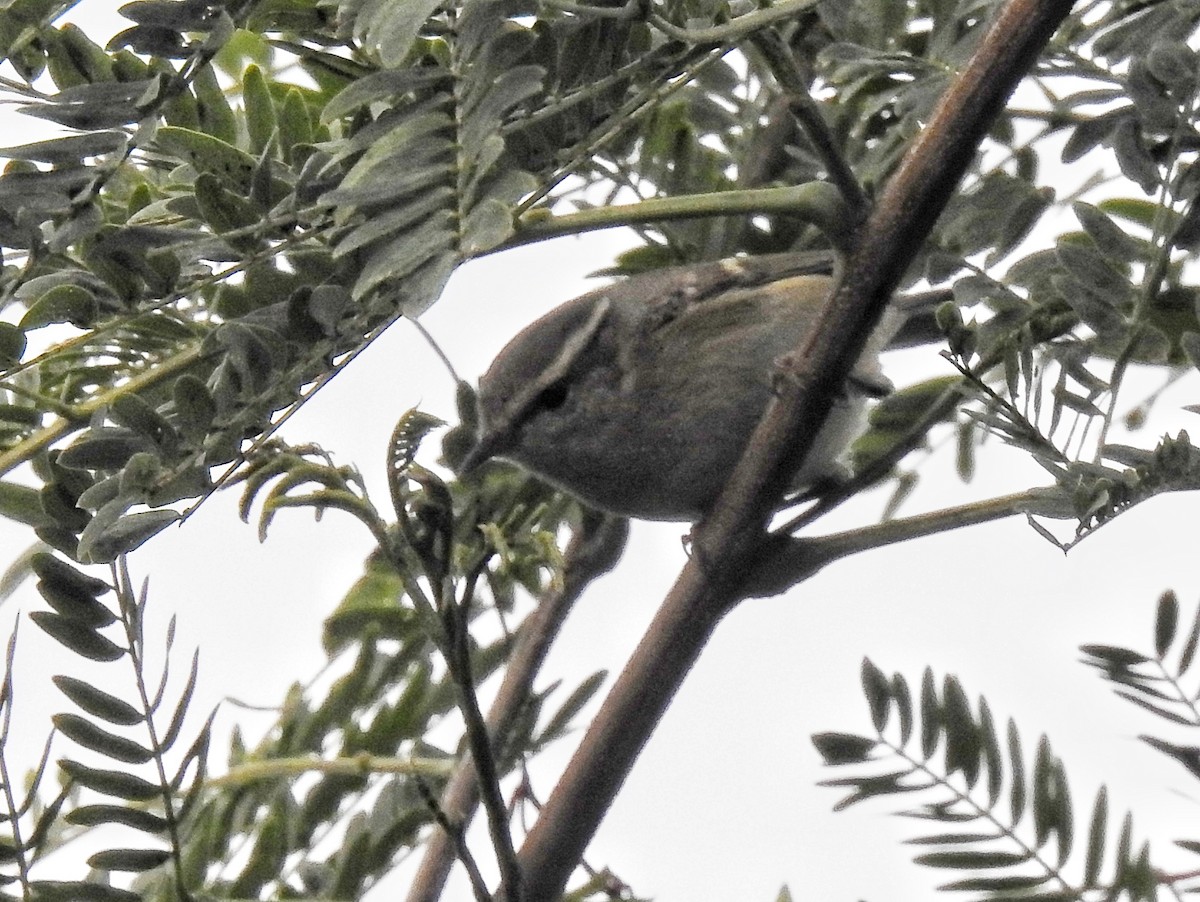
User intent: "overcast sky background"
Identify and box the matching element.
[2,7,1200,901]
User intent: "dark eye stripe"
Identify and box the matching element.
[534,381,569,412]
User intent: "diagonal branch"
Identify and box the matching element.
[513,2,1081,899]
[744,490,1041,598]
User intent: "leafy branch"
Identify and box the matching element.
[814,660,1159,899]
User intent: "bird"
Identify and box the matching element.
[459,252,913,521]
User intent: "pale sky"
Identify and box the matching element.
[2,9,1200,901]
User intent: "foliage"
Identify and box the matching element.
[814,591,1200,899]
[0,0,1196,899]
[2,554,210,902]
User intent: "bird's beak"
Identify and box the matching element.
[458,428,504,475]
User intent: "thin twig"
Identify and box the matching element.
[750,30,871,220]
[746,490,1039,596]
[415,776,492,902]
[645,0,824,44]
[404,512,628,902]
[508,183,850,252]
[443,588,524,901]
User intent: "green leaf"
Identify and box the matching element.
[172,374,216,440]
[811,732,876,765]
[53,675,144,725]
[1111,118,1159,193]
[1079,644,1151,668]
[460,196,518,255]
[892,673,913,745]
[1141,735,1200,779]
[459,64,543,163]
[357,0,444,68]
[154,125,258,193]
[1178,599,1200,674]
[80,508,180,563]
[31,552,109,596]
[1083,786,1107,887]
[352,215,455,300]
[111,393,176,449]
[905,831,999,845]
[45,22,113,87]
[938,874,1050,892]
[19,283,99,330]
[335,185,454,258]
[38,578,117,628]
[58,758,160,800]
[1073,201,1144,260]
[1008,719,1025,826]
[323,566,416,654]
[19,80,152,129]
[333,107,453,203]
[0,480,50,527]
[0,322,25,365]
[942,675,980,786]
[1052,756,1073,864]
[919,667,939,760]
[1145,40,1198,91]
[1032,735,1070,850]
[66,803,167,833]
[277,86,312,162]
[1100,197,1161,230]
[121,0,219,29]
[59,427,156,471]
[189,59,237,143]
[1154,589,1178,658]
[193,171,262,247]
[53,713,153,764]
[913,849,1031,868]
[322,68,449,124]
[861,659,891,733]
[30,612,124,661]
[0,130,126,164]
[87,847,171,872]
[1052,279,1126,337]
[242,63,276,155]
[979,699,1002,807]
[538,670,606,744]
[158,648,199,752]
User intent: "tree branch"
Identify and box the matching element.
[513,2,1080,899]
[507,182,851,252]
[0,344,204,479]
[744,491,1041,597]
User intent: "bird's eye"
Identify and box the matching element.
[535,381,570,412]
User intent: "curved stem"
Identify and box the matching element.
[646,0,824,44]
[507,183,850,252]
[405,513,627,902]
[0,344,204,478]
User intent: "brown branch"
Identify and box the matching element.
[513,2,1080,899]
[744,491,1038,597]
